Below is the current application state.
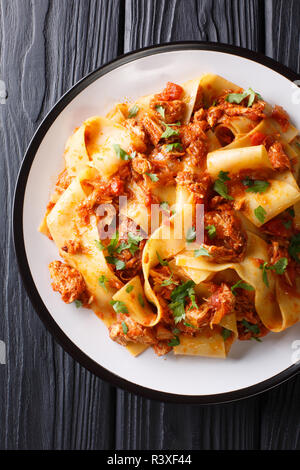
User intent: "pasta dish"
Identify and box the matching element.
[39,74,300,358]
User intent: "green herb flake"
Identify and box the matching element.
[156,251,169,266]
[184,321,197,329]
[74,300,82,308]
[231,280,254,296]
[272,257,288,275]
[95,239,105,251]
[138,293,145,308]
[213,171,234,200]
[172,328,181,335]
[194,246,210,257]
[110,300,128,314]
[226,88,262,107]
[161,275,175,287]
[168,336,180,347]
[121,321,129,334]
[128,104,139,118]
[205,225,216,239]
[126,284,134,293]
[283,220,292,230]
[146,172,159,182]
[254,205,267,224]
[98,275,108,292]
[241,319,261,338]
[160,201,169,211]
[244,179,270,194]
[259,261,270,287]
[161,125,180,139]
[155,105,165,119]
[186,226,196,243]
[221,328,232,341]
[287,207,295,217]
[105,256,126,271]
[169,280,196,324]
[112,143,131,161]
[288,233,300,263]
[165,142,183,152]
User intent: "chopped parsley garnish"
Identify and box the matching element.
[161,125,180,139]
[121,321,129,334]
[243,179,270,194]
[169,280,196,324]
[161,274,175,286]
[146,172,159,182]
[116,232,143,256]
[194,246,210,257]
[112,143,131,161]
[172,328,181,335]
[155,105,165,119]
[288,233,300,263]
[259,257,288,287]
[241,319,261,340]
[287,207,295,217]
[107,231,119,255]
[165,142,183,152]
[106,256,126,271]
[126,284,134,293]
[110,300,128,314]
[231,280,254,296]
[160,201,169,211]
[98,275,108,292]
[138,293,145,308]
[128,104,139,118]
[283,220,292,230]
[205,225,216,239]
[184,321,196,329]
[74,300,82,308]
[95,239,105,251]
[156,251,169,266]
[186,226,196,243]
[226,88,262,107]
[213,171,233,200]
[254,205,266,224]
[221,328,232,341]
[168,336,180,347]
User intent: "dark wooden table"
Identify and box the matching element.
[1,0,300,450]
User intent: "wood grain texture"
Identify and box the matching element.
[0,0,122,450]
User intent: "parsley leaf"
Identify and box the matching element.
[194,246,210,257]
[169,280,196,324]
[226,88,262,107]
[146,172,159,182]
[186,226,196,243]
[160,201,169,211]
[283,220,292,230]
[110,300,128,314]
[259,261,270,287]
[74,300,82,308]
[155,105,165,119]
[272,257,288,275]
[221,328,232,341]
[128,104,139,118]
[121,321,129,334]
[244,179,270,194]
[156,251,169,266]
[107,231,119,255]
[98,275,108,292]
[138,293,145,308]
[254,205,267,224]
[241,319,261,337]
[126,284,134,293]
[205,225,216,239]
[288,233,300,263]
[213,171,234,200]
[231,280,254,296]
[161,274,175,286]
[95,239,105,251]
[112,143,131,161]
[165,142,183,152]
[168,336,180,347]
[106,256,126,270]
[161,125,179,139]
[287,207,295,217]
[184,321,196,329]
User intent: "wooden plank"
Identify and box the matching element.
[0,0,123,450]
[260,0,300,450]
[117,0,264,450]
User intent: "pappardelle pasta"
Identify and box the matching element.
[40,74,300,358]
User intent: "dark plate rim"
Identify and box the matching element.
[13,41,300,405]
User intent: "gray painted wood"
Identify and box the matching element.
[0,0,299,450]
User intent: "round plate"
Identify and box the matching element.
[13,42,300,404]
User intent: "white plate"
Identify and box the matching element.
[13,43,300,403]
